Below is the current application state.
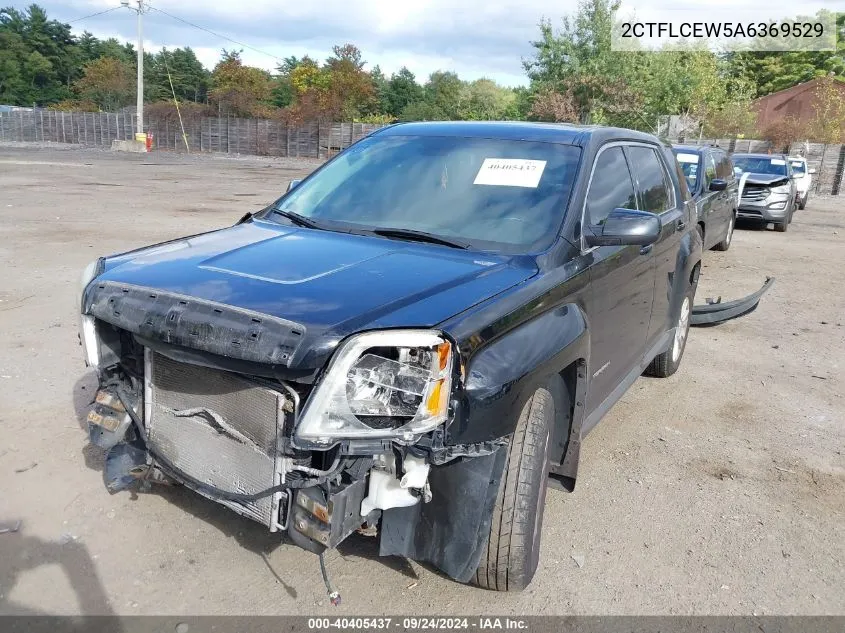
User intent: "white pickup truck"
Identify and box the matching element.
[788,156,816,210]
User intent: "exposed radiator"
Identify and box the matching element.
[144,349,289,530]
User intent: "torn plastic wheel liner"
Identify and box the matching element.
[691,277,775,326]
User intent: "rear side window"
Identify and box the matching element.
[628,146,673,213]
[715,152,734,181]
[585,146,638,225]
[703,153,717,188]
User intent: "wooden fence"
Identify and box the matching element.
[0,109,384,159]
[1,109,843,196]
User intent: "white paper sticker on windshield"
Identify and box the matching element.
[676,152,699,163]
[771,158,786,165]
[473,158,547,188]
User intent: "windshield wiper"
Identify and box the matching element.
[371,227,470,250]
[270,208,324,230]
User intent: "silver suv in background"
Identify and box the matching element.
[732,153,797,233]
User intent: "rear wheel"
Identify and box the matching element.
[646,287,693,378]
[474,388,553,592]
[799,193,808,210]
[713,213,735,251]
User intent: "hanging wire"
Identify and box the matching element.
[148,6,282,61]
[160,48,190,152]
[68,6,122,24]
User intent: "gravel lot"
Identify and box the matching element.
[0,144,842,616]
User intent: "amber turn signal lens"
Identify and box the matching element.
[425,379,447,415]
[437,341,451,372]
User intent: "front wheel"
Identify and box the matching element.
[474,388,553,592]
[646,287,693,378]
[799,193,808,210]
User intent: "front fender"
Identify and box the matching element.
[448,302,589,446]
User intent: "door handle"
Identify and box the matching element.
[640,244,653,255]
[676,220,686,230]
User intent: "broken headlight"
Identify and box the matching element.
[295,330,453,447]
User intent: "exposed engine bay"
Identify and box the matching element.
[81,278,507,595]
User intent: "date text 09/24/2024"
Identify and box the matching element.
[307,618,528,630]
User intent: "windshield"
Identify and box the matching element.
[672,150,701,192]
[270,135,582,252]
[733,156,788,177]
[789,160,806,176]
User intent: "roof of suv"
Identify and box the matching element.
[732,152,789,159]
[672,144,721,154]
[373,120,662,147]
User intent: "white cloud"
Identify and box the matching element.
[40,0,837,86]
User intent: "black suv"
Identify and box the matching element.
[672,144,738,251]
[78,122,702,592]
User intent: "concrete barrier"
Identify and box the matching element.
[111,139,147,153]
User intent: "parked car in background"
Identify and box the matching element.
[672,145,737,251]
[78,122,702,593]
[731,153,796,233]
[788,156,815,210]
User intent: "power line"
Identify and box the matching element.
[68,6,122,24]
[148,6,282,62]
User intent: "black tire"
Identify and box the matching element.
[474,388,553,592]
[799,195,808,210]
[646,286,694,378]
[774,217,788,232]
[713,213,735,251]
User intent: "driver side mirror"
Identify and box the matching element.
[809,168,817,175]
[287,179,302,192]
[709,179,727,191]
[585,208,661,248]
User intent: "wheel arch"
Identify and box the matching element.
[449,303,590,490]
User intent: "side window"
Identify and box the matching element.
[703,152,717,188]
[715,151,733,181]
[585,146,638,226]
[627,146,673,213]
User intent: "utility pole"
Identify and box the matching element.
[121,0,146,136]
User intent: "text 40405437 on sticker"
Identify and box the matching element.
[473,158,547,188]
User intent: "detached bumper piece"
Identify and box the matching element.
[691,277,775,326]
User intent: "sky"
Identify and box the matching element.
[24,1,839,87]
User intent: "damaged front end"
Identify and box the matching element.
[78,271,505,589]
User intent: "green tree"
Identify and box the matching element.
[146,47,209,104]
[456,78,516,120]
[524,0,645,124]
[382,67,423,117]
[424,70,463,119]
[323,43,376,118]
[724,10,843,97]
[74,56,134,111]
[270,55,301,108]
[0,4,78,104]
[399,100,447,121]
[210,49,272,116]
